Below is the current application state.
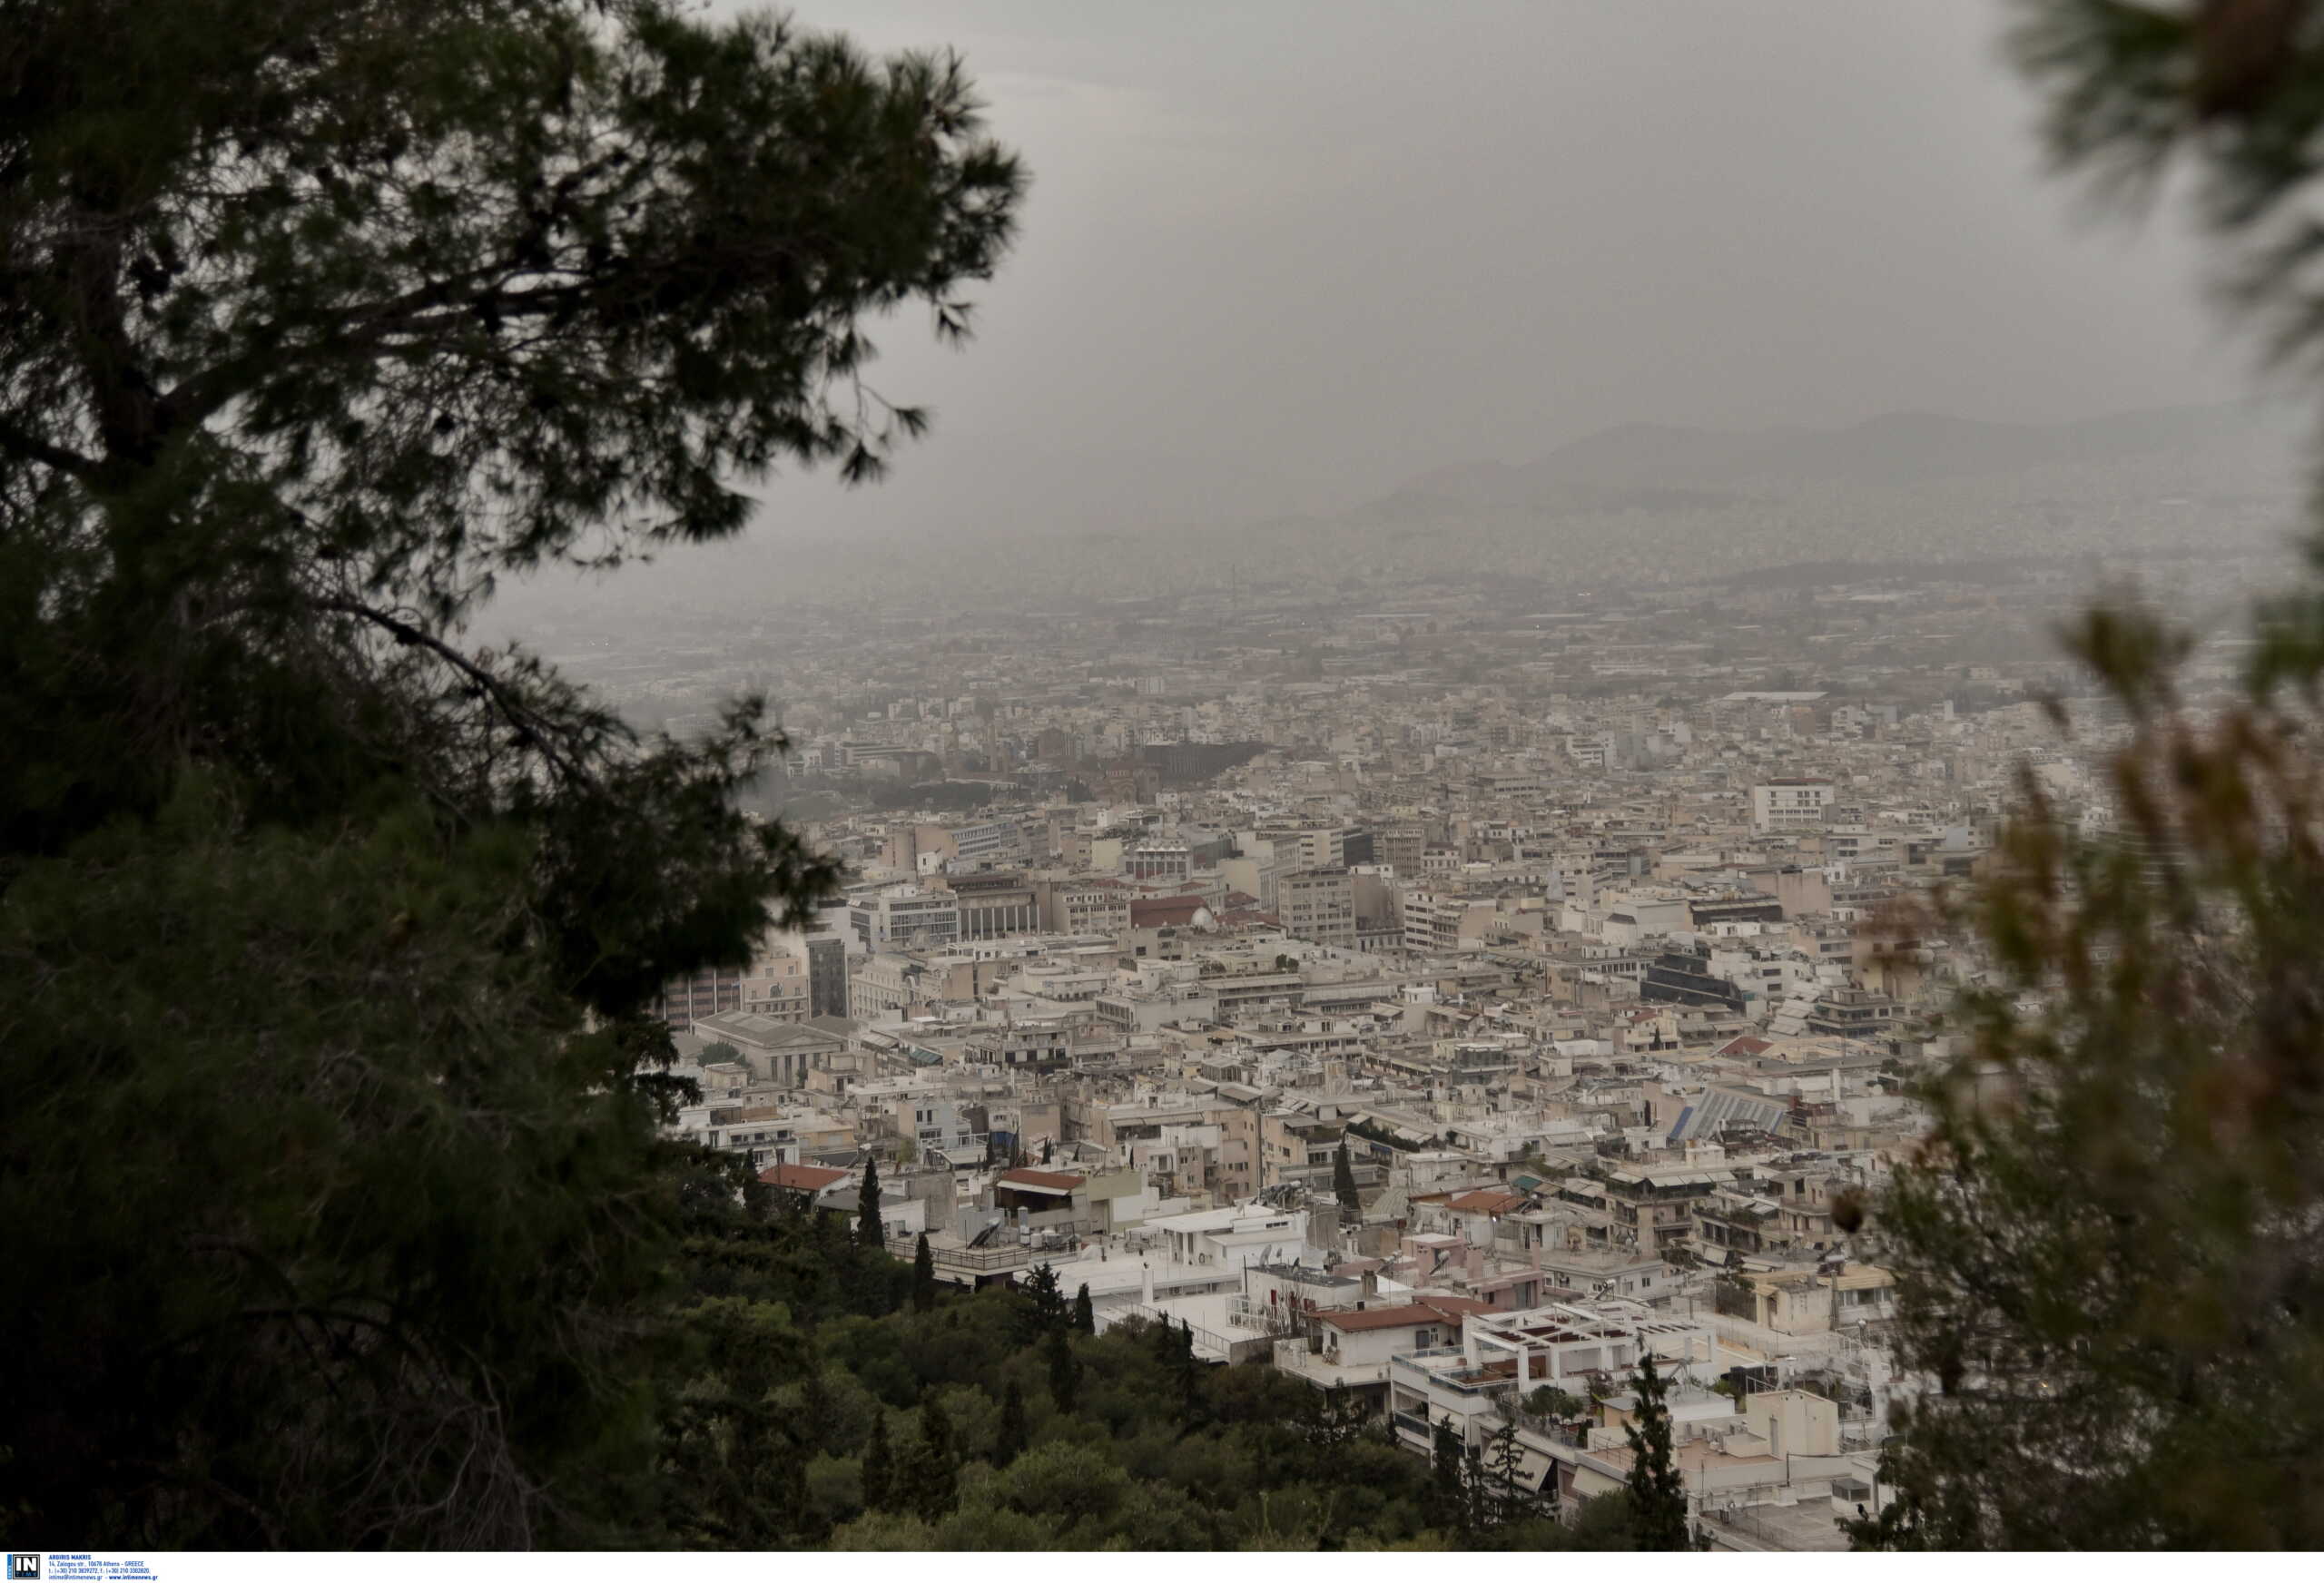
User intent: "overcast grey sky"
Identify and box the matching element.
[697,0,2241,546]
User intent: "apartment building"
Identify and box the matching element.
[945,870,1041,939]
[1752,778,1835,832]
[1279,868,1357,947]
[849,886,961,950]
[1039,878,1132,936]
[740,952,810,1022]
[652,965,745,1029]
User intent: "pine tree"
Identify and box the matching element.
[911,1234,935,1313]
[0,7,1020,1532]
[1045,1325,1077,1412]
[995,1380,1029,1468]
[1332,1139,1360,1226]
[855,1155,884,1251]
[860,1412,893,1514]
[1827,6,2324,1550]
[1073,1282,1095,1335]
[1623,1352,1690,1550]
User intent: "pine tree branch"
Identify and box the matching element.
[310,596,598,791]
[0,412,99,479]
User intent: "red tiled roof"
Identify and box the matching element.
[759,1163,849,1192]
[1317,1296,1493,1332]
[1319,1303,1447,1333]
[1718,1036,1773,1057]
[1445,1190,1525,1215]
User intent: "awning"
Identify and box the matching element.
[1511,1445,1557,1492]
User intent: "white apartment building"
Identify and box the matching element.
[1752,779,1835,832]
[850,886,962,950]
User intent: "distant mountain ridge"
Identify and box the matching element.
[1381,402,2301,509]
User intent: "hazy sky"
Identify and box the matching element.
[675,0,2246,548]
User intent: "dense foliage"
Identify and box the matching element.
[0,0,1019,1547]
[1847,2,2324,1549]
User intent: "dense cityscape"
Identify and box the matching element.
[594,514,2282,1549]
[12,0,2324,1561]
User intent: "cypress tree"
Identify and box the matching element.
[1487,1415,1534,1528]
[797,1372,834,1458]
[855,1155,884,1250]
[1428,1415,1465,1534]
[776,1447,812,1545]
[914,1391,957,1520]
[1332,1139,1360,1225]
[1177,1319,1200,1418]
[912,1234,935,1313]
[1072,1283,1095,1335]
[860,1412,893,1514]
[1462,1441,1491,1543]
[1624,1352,1690,1549]
[1046,1325,1078,1412]
[996,1380,1029,1468]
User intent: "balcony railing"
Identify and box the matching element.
[891,1237,1035,1273]
[1389,1348,1512,1397]
[1118,1303,1236,1360]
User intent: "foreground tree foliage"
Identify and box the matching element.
[0,0,1019,1547]
[1851,586,2324,1549]
[1851,3,2324,1549]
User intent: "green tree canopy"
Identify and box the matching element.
[0,0,1019,1548]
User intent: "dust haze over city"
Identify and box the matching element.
[17,0,2324,1558]
[489,0,2312,757]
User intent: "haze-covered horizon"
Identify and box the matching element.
[492,0,2308,625]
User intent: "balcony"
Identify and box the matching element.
[1276,1348,1391,1391]
[889,1235,1035,1281]
[1390,1348,1516,1398]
